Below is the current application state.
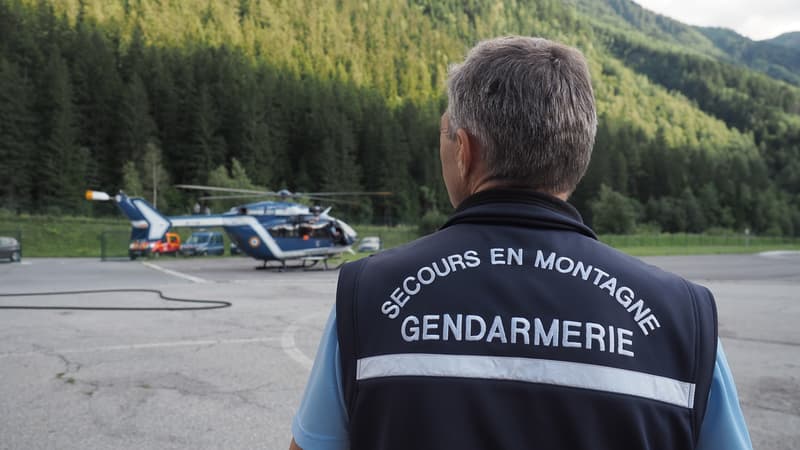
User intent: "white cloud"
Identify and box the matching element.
[633,0,800,40]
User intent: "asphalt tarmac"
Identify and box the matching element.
[0,252,797,449]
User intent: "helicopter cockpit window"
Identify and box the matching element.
[268,224,298,238]
[304,224,332,239]
[267,217,337,241]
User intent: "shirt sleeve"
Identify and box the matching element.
[696,340,753,450]
[291,307,349,450]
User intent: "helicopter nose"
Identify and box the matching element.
[336,220,358,244]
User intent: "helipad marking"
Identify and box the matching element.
[141,262,209,284]
[0,337,281,359]
[759,251,800,259]
[281,310,330,370]
[282,322,314,369]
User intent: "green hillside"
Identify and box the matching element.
[572,0,800,87]
[767,32,800,49]
[697,27,800,86]
[570,0,724,57]
[0,0,798,236]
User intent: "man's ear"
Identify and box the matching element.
[455,128,473,179]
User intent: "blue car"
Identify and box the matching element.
[180,231,225,256]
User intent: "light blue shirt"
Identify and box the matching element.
[292,309,753,450]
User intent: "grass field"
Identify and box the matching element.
[2,212,798,258]
[615,244,800,256]
[599,233,800,256]
[0,213,130,257]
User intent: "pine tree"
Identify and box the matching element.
[70,23,122,190]
[0,57,36,212]
[185,82,226,184]
[117,74,158,173]
[140,142,170,209]
[122,160,144,197]
[33,47,84,214]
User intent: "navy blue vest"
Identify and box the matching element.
[337,190,717,450]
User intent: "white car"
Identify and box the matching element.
[0,236,21,262]
[358,236,381,252]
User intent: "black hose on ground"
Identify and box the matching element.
[0,289,231,311]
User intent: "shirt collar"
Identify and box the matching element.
[455,189,585,222]
[442,188,596,239]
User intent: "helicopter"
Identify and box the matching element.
[85,185,391,269]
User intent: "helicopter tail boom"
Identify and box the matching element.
[87,190,171,241]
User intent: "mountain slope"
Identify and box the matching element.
[1,0,798,234]
[571,0,800,87]
[767,31,800,48]
[570,0,724,57]
[698,27,800,86]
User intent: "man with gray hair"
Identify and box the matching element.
[290,36,751,450]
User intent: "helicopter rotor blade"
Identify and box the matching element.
[296,191,393,197]
[194,192,358,206]
[301,195,360,206]
[190,192,360,205]
[176,184,391,204]
[175,184,275,196]
[197,194,270,201]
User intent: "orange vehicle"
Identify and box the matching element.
[129,232,181,259]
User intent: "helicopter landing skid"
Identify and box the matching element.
[255,257,344,272]
[301,256,348,271]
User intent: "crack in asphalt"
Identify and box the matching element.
[742,401,800,418]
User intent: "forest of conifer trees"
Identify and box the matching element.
[0,0,798,235]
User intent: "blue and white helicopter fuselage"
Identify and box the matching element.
[87,191,357,265]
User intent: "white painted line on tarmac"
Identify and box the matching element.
[759,251,800,259]
[281,310,330,370]
[282,322,314,370]
[141,261,209,283]
[0,336,281,359]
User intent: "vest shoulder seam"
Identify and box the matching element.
[684,278,702,443]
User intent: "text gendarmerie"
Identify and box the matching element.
[401,314,635,357]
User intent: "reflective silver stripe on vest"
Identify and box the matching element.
[356,353,696,409]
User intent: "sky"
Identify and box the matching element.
[632,0,800,41]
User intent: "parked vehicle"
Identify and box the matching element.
[358,236,382,252]
[129,232,181,260]
[0,236,21,262]
[128,239,150,260]
[152,232,181,256]
[180,231,225,256]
